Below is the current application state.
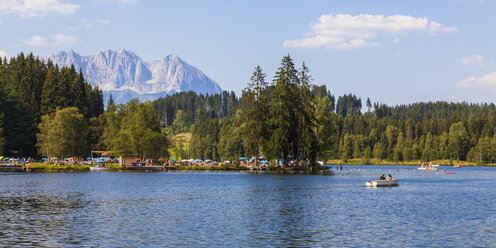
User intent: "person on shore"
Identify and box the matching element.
[380,173,385,180]
[386,174,392,180]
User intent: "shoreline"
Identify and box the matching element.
[324,158,491,166]
[0,163,325,172]
[0,160,491,173]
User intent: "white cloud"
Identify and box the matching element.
[392,38,400,44]
[0,0,79,17]
[24,35,48,46]
[52,34,77,44]
[458,55,487,67]
[79,18,92,29]
[283,14,456,50]
[116,0,137,4]
[98,0,137,6]
[457,72,496,92]
[97,19,110,24]
[0,50,8,58]
[429,21,456,34]
[23,34,77,46]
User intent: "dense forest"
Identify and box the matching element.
[0,53,104,157]
[2,52,496,165]
[0,53,168,160]
[152,55,496,165]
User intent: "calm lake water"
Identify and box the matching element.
[1,165,496,247]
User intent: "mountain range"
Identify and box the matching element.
[48,48,222,103]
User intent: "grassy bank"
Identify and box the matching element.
[28,162,125,172]
[325,158,493,166]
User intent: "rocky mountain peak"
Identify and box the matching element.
[47,49,222,103]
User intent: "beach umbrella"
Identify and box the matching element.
[205,159,212,162]
[52,157,58,159]
[188,159,194,162]
[13,159,20,161]
[0,156,3,160]
[170,159,176,162]
[86,157,92,160]
[261,160,269,163]
[102,152,109,156]
[194,159,203,162]
[64,158,69,161]
[42,158,47,160]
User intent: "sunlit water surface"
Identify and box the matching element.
[1,166,495,247]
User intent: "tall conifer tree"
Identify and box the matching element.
[241,65,269,166]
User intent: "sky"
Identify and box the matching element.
[1,0,496,106]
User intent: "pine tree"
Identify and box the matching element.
[314,96,338,161]
[241,65,269,166]
[296,62,317,164]
[107,94,115,107]
[40,65,60,116]
[266,55,299,163]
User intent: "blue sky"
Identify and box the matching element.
[1,0,496,105]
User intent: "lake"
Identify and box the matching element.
[1,165,495,247]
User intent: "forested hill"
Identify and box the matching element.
[372,101,496,121]
[152,56,496,165]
